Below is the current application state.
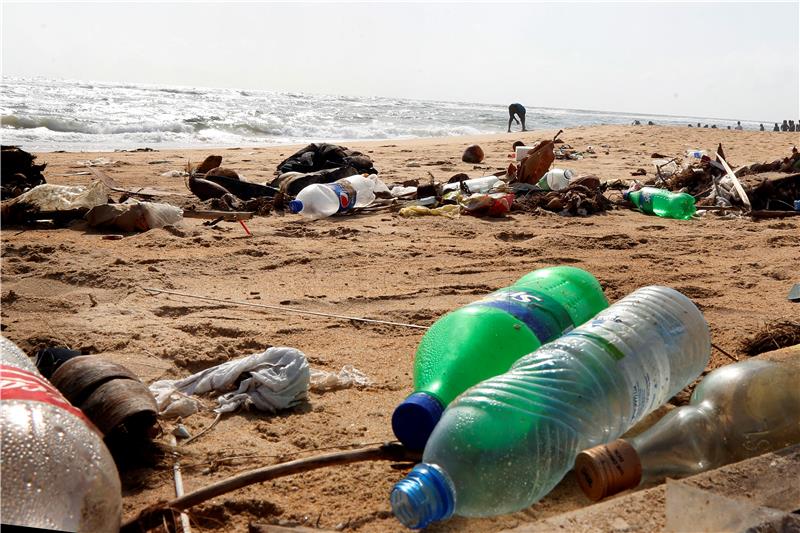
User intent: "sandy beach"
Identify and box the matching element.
[2,124,799,532]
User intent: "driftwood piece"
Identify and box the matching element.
[120,443,420,533]
[716,152,751,210]
[87,167,188,198]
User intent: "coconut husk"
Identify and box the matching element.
[741,320,800,356]
[517,130,562,184]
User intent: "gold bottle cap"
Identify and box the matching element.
[574,439,642,501]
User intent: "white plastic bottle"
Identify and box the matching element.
[391,286,710,529]
[536,168,574,191]
[1,336,122,532]
[289,174,378,219]
[441,175,504,195]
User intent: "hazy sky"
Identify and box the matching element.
[3,1,798,121]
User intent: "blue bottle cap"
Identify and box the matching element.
[391,463,455,529]
[622,190,631,201]
[288,200,303,213]
[392,392,444,452]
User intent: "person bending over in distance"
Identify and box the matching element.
[508,103,527,132]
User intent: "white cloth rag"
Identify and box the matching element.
[150,347,310,414]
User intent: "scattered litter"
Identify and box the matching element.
[161,170,189,178]
[149,347,311,415]
[1,181,110,225]
[86,200,183,232]
[517,130,562,184]
[1,145,47,200]
[310,365,370,392]
[789,284,800,302]
[171,425,191,440]
[75,157,124,167]
[461,192,515,217]
[399,204,460,218]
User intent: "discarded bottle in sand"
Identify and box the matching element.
[392,267,609,451]
[0,336,121,532]
[441,175,505,195]
[536,168,574,191]
[685,149,706,159]
[625,186,696,220]
[575,357,800,501]
[289,174,378,219]
[391,286,710,528]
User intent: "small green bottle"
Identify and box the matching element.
[391,266,609,451]
[625,187,696,220]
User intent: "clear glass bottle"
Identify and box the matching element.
[575,357,800,501]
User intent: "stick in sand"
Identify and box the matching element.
[120,442,420,532]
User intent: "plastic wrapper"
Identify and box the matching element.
[310,365,370,392]
[6,181,109,212]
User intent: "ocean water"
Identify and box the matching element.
[1,77,759,152]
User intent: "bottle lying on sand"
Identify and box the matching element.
[624,186,696,220]
[441,175,505,195]
[575,357,800,501]
[391,266,608,451]
[391,286,710,529]
[289,174,378,219]
[1,336,121,532]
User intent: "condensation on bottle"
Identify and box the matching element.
[1,336,121,532]
[391,286,711,529]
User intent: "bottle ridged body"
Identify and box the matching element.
[1,337,121,532]
[421,286,710,518]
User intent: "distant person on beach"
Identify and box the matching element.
[760,124,765,131]
[711,124,717,129]
[507,103,527,132]
[781,120,789,131]
[774,123,780,131]
[697,122,701,127]
[790,120,797,132]
[735,121,743,130]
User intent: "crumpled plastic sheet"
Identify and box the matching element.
[149,347,311,415]
[399,204,460,218]
[8,181,109,212]
[310,365,370,392]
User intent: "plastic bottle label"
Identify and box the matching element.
[565,323,657,423]
[639,190,654,211]
[329,183,356,213]
[469,288,574,342]
[0,364,100,433]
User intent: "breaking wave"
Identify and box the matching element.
[1,77,756,152]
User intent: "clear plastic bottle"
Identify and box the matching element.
[575,357,800,501]
[1,336,121,532]
[289,174,378,219]
[624,187,696,220]
[391,286,710,528]
[441,175,504,194]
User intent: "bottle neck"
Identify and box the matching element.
[628,403,725,483]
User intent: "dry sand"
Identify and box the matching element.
[2,124,799,532]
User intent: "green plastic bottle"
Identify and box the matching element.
[625,187,696,220]
[391,266,608,451]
